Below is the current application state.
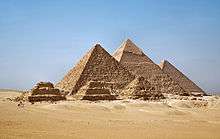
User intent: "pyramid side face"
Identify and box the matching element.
[57,44,135,94]
[74,45,135,94]
[55,47,95,92]
[113,39,163,79]
[113,40,187,95]
[113,39,154,64]
[160,60,205,94]
[122,76,152,96]
[118,54,186,94]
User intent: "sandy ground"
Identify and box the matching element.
[0,91,220,139]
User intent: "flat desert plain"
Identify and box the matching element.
[0,90,220,139]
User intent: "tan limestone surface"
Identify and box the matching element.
[56,44,135,97]
[73,81,118,101]
[113,39,187,95]
[122,76,165,100]
[28,82,66,102]
[159,60,206,95]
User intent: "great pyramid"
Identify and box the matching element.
[56,44,135,99]
[113,39,187,95]
[159,60,206,96]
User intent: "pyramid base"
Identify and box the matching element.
[129,91,165,100]
[82,94,117,101]
[28,95,66,102]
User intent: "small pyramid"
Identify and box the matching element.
[122,76,165,100]
[56,44,135,98]
[73,81,118,101]
[113,39,187,95]
[159,60,206,96]
[28,82,66,102]
[121,76,151,97]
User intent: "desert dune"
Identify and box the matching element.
[0,90,219,139]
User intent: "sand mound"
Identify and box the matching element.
[1,91,220,139]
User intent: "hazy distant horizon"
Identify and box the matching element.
[0,0,220,93]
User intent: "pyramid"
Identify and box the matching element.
[113,39,187,95]
[121,76,165,100]
[28,82,66,102]
[56,44,135,98]
[73,81,118,101]
[159,60,206,96]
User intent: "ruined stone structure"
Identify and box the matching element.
[73,81,118,101]
[159,60,206,96]
[28,82,66,102]
[122,76,165,100]
[56,44,136,100]
[113,39,188,95]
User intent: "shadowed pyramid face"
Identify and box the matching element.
[56,44,135,94]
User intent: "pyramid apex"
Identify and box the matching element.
[94,43,101,47]
[93,43,102,48]
[113,39,144,61]
[122,39,143,54]
[90,43,105,52]
[164,60,169,63]
[159,60,169,69]
[125,38,132,42]
[162,60,169,64]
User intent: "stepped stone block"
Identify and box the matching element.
[74,81,118,101]
[122,76,164,100]
[82,94,117,101]
[28,82,66,102]
[85,88,111,95]
[28,95,66,102]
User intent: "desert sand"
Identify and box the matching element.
[0,90,220,139]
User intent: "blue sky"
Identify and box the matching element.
[0,0,220,93]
